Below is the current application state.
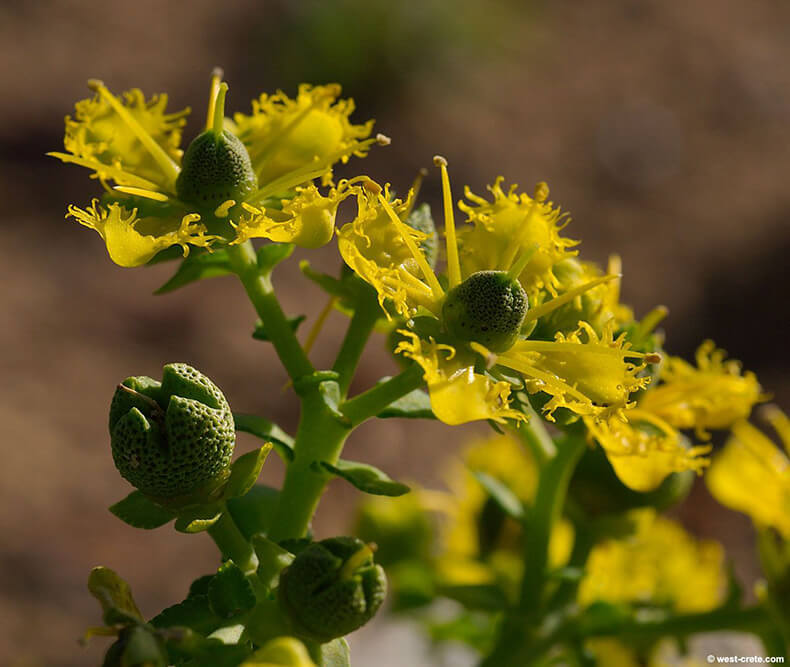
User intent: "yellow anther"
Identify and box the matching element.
[534,181,549,202]
[376,133,391,146]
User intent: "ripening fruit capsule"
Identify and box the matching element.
[278,537,386,643]
[108,363,235,499]
[442,270,528,353]
[175,83,258,212]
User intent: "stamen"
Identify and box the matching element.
[304,296,338,355]
[205,67,224,131]
[113,186,170,202]
[501,182,549,272]
[493,353,592,404]
[370,182,444,300]
[403,167,428,218]
[48,152,160,190]
[639,306,669,337]
[607,255,623,306]
[87,79,180,187]
[521,274,618,326]
[761,405,790,456]
[434,156,461,288]
[213,199,236,218]
[507,244,539,281]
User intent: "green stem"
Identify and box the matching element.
[266,390,352,542]
[332,293,380,396]
[340,364,425,426]
[482,432,585,667]
[207,505,258,574]
[227,242,314,381]
[515,403,557,464]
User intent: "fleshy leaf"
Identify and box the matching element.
[223,444,273,499]
[88,566,144,625]
[257,242,294,273]
[253,316,306,342]
[227,485,280,540]
[109,490,176,529]
[155,250,232,294]
[472,471,525,521]
[318,380,351,425]
[208,561,257,619]
[233,413,295,462]
[377,386,435,419]
[150,595,222,635]
[437,583,509,611]
[316,459,410,496]
[174,504,223,533]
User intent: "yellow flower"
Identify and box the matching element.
[585,409,710,492]
[436,434,574,594]
[706,407,790,538]
[578,509,726,614]
[232,83,374,186]
[336,160,655,426]
[50,72,378,266]
[457,177,578,296]
[639,340,763,437]
[241,637,316,667]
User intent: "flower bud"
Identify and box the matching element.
[109,363,235,499]
[442,270,528,353]
[278,537,386,643]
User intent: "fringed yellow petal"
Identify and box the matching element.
[578,509,726,614]
[337,186,436,318]
[233,83,374,185]
[233,182,356,248]
[639,340,763,437]
[585,411,710,492]
[395,331,525,425]
[63,87,188,190]
[498,322,652,422]
[67,200,218,267]
[457,177,578,297]
[706,415,790,538]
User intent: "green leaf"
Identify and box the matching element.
[320,638,351,667]
[154,250,232,294]
[377,387,435,419]
[300,260,352,299]
[223,444,273,499]
[316,459,410,496]
[88,566,143,625]
[208,561,256,619]
[318,380,352,426]
[437,583,509,611]
[151,595,221,635]
[188,575,214,599]
[233,413,294,462]
[252,315,306,342]
[174,504,223,534]
[257,243,294,272]
[472,471,525,521]
[109,491,176,530]
[227,485,280,541]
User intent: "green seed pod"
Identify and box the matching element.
[278,537,386,643]
[442,270,528,353]
[175,83,257,212]
[109,363,235,499]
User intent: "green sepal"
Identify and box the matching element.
[208,561,257,619]
[257,242,294,273]
[472,471,525,521]
[223,444,273,499]
[88,566,144,626]
[233,413,295,462]
[318,637,351,667]
[109,491,177,530]
[154,250,232,295]
[226,485,280,540]
[316,459,410,496]
[252,534,294,589]
[253,316,306,342]
[437,583,509,611]
[150,596,222,635]
[377,386,435,419]
[174,504,223,533]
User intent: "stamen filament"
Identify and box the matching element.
[501,182,550,271]
[639,305,669,337]
[403,168,428,218]
[494,354,591,404]
[373,187,444,300]
[434,156,461,288]
[507,244,539,281]
[205,67,224,131]
[87,79,180,187]
[304,296,338,355]
[212,83,229,134]
[761,405,790,456]
[520,274,618,326]
[113,186,170,202]
[513,339,645,358]
[47,152,160,190]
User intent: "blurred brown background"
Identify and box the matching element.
[1,0,788,664]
